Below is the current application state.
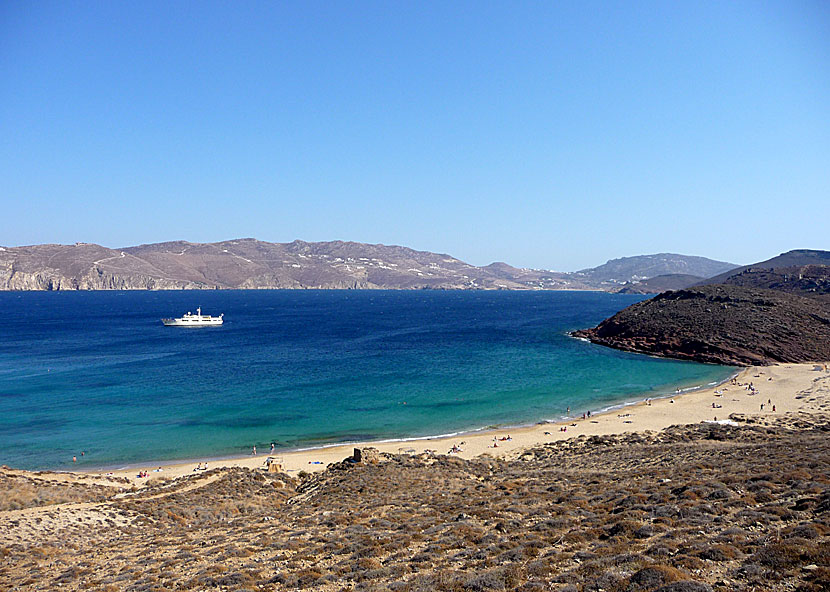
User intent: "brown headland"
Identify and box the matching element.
[573,251,830,366]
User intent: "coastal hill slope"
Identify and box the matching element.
[2,416,828,591]
[720,264,830,303]
[0,239,526,290]
[0,239,736,291]
[703,249,830,285]
[575,250,830,366]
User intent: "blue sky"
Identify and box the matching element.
[1,2,827,270]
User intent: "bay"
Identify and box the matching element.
[0,290,733,470]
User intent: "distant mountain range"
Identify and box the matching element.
[0,239,738,292]
[575,249,830,365]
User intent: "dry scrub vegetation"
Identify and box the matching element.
[1,414,828,592]
[0,469,126,511]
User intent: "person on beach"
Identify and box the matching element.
[72,455,76,463]
[270,442,275,454]
[252,445,257,455]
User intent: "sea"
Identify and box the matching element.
[0,290,735,471]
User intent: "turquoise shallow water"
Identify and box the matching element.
[0,290,734,470]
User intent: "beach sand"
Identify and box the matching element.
[95,362,830,485]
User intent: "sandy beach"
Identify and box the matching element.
[91,362,830,485]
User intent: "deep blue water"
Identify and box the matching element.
[0,290,734,470]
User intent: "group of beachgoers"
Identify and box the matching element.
[489,435,513,448]
[193,462,208,471]
[708,372,777,421]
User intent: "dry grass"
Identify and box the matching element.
[0,471,118,511]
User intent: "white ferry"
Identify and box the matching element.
[161,307,224,327]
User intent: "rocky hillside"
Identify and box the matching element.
[574,284,830,366]
[704,249,830,285]
[0,239,531,291]
[0,240,735,292]
[616,273,705,294]
[573,253,738,287]
[720,265,830,303]
[2,415,828,591]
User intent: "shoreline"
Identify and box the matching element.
[76,366,740,475]
[84,362,830,484]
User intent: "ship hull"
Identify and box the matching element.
[161,318,223,327]
[161,308,224,326]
